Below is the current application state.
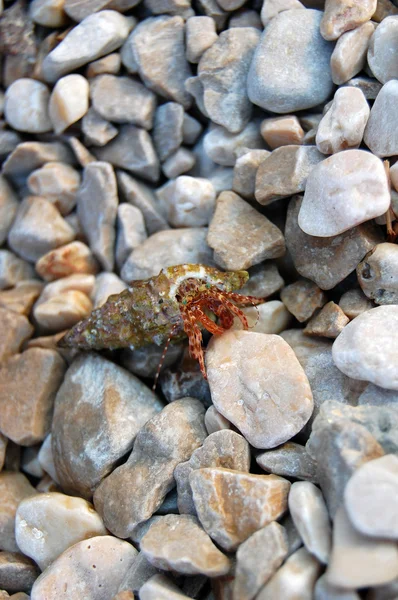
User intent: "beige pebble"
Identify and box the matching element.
[35,274,96,306]
[304,301,350,338]
[27,162,80,216]
[33,289,92,331]
[157,176,215,228]
[86,53,121,78]
[204,406,231,435]
[320,0,377,41]
[364,81,398,157]
[35,241,100,282]
[339,288,375,319]
[186,16,218,64]
[140,574,193,600]
[0,308,33,362]
[331,22,376,85]
[257,442,318,483]
[261,116,305,149]
[29,0,67,27]
[191,467,290,550]
[231,300,292,335]
[49,74,89,134]
[260,0,304,26]
[368,16,398,84]
[162,148,196,179]
[232,149,270,200]
[92,272,127,308]
[0,472,36,552]
[4,79,51,134]
[357,243,398,305]
[0,550,38,595]
[281,279,327,322]
[0,251,35,291]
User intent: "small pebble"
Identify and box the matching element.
[368,16,398,84]
[339,289,375,319]
[238,262,284,298]
[152,102,184,162]
[92,272,127,308]
[232,149,270,200]
[315,575,360,600]
[118,551,160,597]
[357,243,398,305]
[121,342,183,379]
[4,79,51,134]
[0,551,38,594]
[186,16,218,63]
[358,382,398,406]
[157,176,215,228]
[320,0,377,41]
[49,74,89,134]
[331,22,376,85]
[257,442,318,482]
[140,574,190,600]
[0,281,43,316]
[281,279,327,323]
[29,0,68,27]
[35,241,100,282]
[345,76,382,99]
[203,121,264,166]
[0,308,33,362]
[162,148,196,179]
[0,472,36,553]
[364,80,398,157]
[0,177,18,247]
[304,301,350,339]
[82,108,118,147]
[204,406,231,435]
[27,162,80,216]
[86,53,121,78]
[231,301,291,335]
[33,289,92,331]
[116,204,147,270]
[261,116,305,149]
[2,141,74,180]
[260,0,304,26]
[0,251,35,290]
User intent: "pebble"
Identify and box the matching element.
[4,79,51,134]
[368,16,398,84]
[38,434,58,484]
[248,9,334,113]
[238,262,284,298]
[260,0,304,26]
[0,348,65,445]
[145,0,194,18]
[331,22,376,85]
[0,308,33,362]
[261,116,305,149]
[30,536,137,600]
[93,399,206,537]
[232,149,270,200]
[92,272,127,308]
[2,141,75,180]
[42,11,132,82]
[203,121,264,166]
[364,80,398,157]
[197,0,228,29]
[21,445,44,479]
[257,442,318,482]
[207,191,285,270]
[94,125,160,182]
[315,575,360,600]
[82,108,118,147]
[281,279,327,322]
[233,522,288,600]
[8,197,75,263]
[231,301,292,335]
[344,454,398,539]
[86,53,121,78]
[0,472,36,552]
[15,492,107,570]
[207,331,313,448]
[157,176,215,228]
[185,16,218,64]
[358,382,398,406]
[345,76,382,100]
[190,467,290,550]
[197,27,260,133]
[35,241,100,282]
[204,406,231,435]
[27,162,80,216]
[316,87,370,154]
[321,0,377,40]
[333,306,398,390]
[0,280,42,317]
[326,506,398,589]
[0,130,21,161]
[256,547,321,600]
[139,574,191,600]
[0,252,35,290]
[121,342,183,379]
[298,150,390,237]
[140,514,230,577]
[175,430,250,515]
[33,289,93,331]
[162,148,196,179]
[34,270,95,305]
[127,16,192,108]
[116,204,147,270]
[288,482,331,564]
[286,195,383,290]
[153,102,184,162]
[90,74,156,130]
[0,551,38,594]
[120,228,213,281]
[77,161,118,271]
[255,145,324,205]
[304,301,350,339]
[118,552,160,597]
[49,74,89,134]
[52,353,163,499]
[0,176,18,246]
[29,0,68,27]
[357,243,398,305]
[340,289,374,319]
[159,349,212,407]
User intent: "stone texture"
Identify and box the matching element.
[0,348,65,446]
[4,78,51,134]
[248,10,334,113]
[304,301,350,339]
[29,0,68,27]
[232,149,270,200]
[203,121,264,166]
[157,176,215,228]
[261,116,305,149]
[30,536,137,600]
[345,76,382,99]
[231,301,292,335]
[339,290,374,319]
[357,243,398,305]
[233,522,288,600]
[92,272,127,308]
[257,443,318,482]
[175,430,250,515]
[207,191,285,270]
[68,136,96,167]
[332,306,398,390]
[286,195,383,290]
[196,27,260,133]
[77,161,118,271]
[260,0,304,26]
[82,108,118,147]
[27,162,80,216]
[0,252,34,291]
[117,171,168,235]
[140,514,230,577]
[0,308,33,362]
[364,80,398,157]
[36,242,99,282]
[162,148,196,179]
[316,87,370,154]
[52,353,163,499]
[94,125,159,182]
[191,467,290,550]
[139,574,191,600]
[315,575,360,600]
[2,142,74,180]
[152,102,184,163]
[0,280,42,316]
[117,552,159,596]
[0,177,18,246]
[281,279,327,323]
[358,383,398,406]
[238,262,284,298]
[126,16,192,108]
[0,551,38,594]
[121,342,183,379]
[120,228,213,281]
[368,16,398,84]
[0,472,36,552]
[326,506,398,589]
[204,406,231,435]
[186,16,218,63]
[331,22,376,85]
[8,197,75,263]
[206,331,313,448]
[116,204,147,269]
[321,0,377,40]
[94,399,206,537]
[298,150,390,237]
[33,289,92,331]
[42,11,132,82]
[90,74,156,130]
[49,74,89,134]
[255,145,324,205]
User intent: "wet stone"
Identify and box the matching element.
[331,22,376,85]
[90,74,156,130]
[35,242,100,282]
[175,430,250,515]
[364,81,398,158]
[368,16,398,84]
[203,121,264,166]
[233,522,288,600]
[207,191,285,271]
[153,102,184,162]
[186,16,217,64]
[320,0,377,41]
[191,467,290,550]
[0,472,36,553]
[281,279,327,323]
[2,141,75,180]
[232,149,270,200]
[4,78,51,134]
[82,108,118,147]
[140,514,230,577]
[304,301,350,339]
[77,161,118,271]
[255,145,324,206]
[257,442,318,483]
[0,252,35,291]
[27,162,80,217]
[93,399,206,537]
[86,53,121,78]
[0,551,38,594]
[52,353,164,499]
[162,148,196,179]
[261,116,305,149]
[357,243,398,305]
[204,406,231,435]
[157,176,215,228]
[116,204,147,270]
[49,74,89,134]
[248,9,334,113]
[0,308,33,362]
[0,348,66,446]
[41,11,132,82]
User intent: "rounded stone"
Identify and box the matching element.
[332,306,398,391]
[364,80,398,157]
[4,79,52,134]
[368,16,398,84]
[49,74,90,135]
[298,150,390,237]
[357,243,398,305]
[320,0,377,41]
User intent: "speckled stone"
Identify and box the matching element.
[320,0,377,41]
[4,79,51,134]
[0,308,33,362]
[331,22,376,85]
[27,162,80,216]
[357,243,398,305]
[364,80,398,157]
[257,443,318,483]
[0,472,36,552]
[281,279,327,323]
[368,16,398,84]
[304,302,350,339]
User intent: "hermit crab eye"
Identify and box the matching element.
[158,299,163,304]
[206,283,211,289]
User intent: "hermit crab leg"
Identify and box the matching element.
[188,304,226,336]
[152,322,180,392]
[180,305,207,378]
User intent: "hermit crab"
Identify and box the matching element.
[59,264,263,384]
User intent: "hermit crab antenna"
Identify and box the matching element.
[152,322,180,392]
